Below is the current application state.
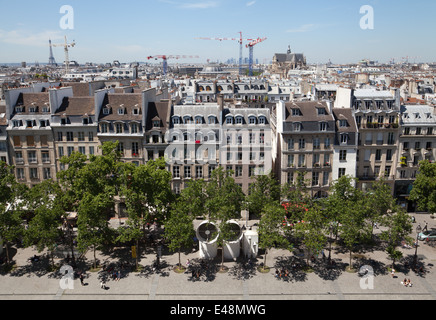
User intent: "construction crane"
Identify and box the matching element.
[52,36,76,74]
[246,37,267,76]
[196,32,257,75]
[147,55,199,76]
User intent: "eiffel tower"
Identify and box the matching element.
[48,39,57,66]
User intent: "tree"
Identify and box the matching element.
[410,160,436,214]
[246,172,281,218]
[364,178,397,238]
[379,207,413,269]
[164,200,195,270]
[296,203,328,265]
[329,175,367,270]
[258,202,289,271]
[118,158,173,269]
[23,180,64,268]
[205,167,245,270]
[0,162,28,264]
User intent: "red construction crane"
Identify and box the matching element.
[196,32,257,75]
[147,55,200,75]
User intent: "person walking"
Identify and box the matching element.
[79,273,85,286]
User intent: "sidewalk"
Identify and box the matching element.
[1,213,436,300]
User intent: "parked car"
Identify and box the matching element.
[418,231,436,241]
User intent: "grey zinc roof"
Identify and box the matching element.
[400,104,436,125]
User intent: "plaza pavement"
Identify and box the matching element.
[1,213,436,301]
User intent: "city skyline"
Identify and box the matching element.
[0,0,434,65]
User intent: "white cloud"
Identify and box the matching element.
[246,1,256,6]
[286,24,316,33]
[0,29,64,47]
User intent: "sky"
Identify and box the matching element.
[0,0,434,65]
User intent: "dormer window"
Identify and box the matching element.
[293,123,302,132]
[183,116,192,124]
[195,116,203,124]
[29,107,37,113]
[173,117,180,125]
[317,108,326,115]
[15,107,23,113]
[248,116,257,125]
[235,116,244,124]
[103,107,110,115]
[116,123,124,134]
[118,108,125,115]
[259,116,266,125]
[339,120,348,127]
[320,122,328,131]
[42,107,50,113]
[292,108,302,116]
[226,116,233,125]
[133,108,139,115]
[153,120,161,128]
[208,116,216,124]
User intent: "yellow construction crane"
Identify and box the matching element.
[52,36,76,74]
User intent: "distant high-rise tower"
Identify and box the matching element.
[48,40,57,66]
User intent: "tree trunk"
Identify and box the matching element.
[5,242,10,264]
[263,249,268,271]
[349,250,352,270]
[93,246,97,269]
[136,239,139,270]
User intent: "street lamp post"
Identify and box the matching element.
[414,225,422,268]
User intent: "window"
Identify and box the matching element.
[287,138,294,150]
[416,127,422,135]
[153,120,161,128]
[298,154,305,167]
[88,132,94,141]
[312,172,319,186]
[312,138,320,150]
[15,152,23,164]
[320,122,327,131]
[317,108,326,116]
[28,151,37,163]
[324,138,331,149]
[184,166,191,179]
[173,117,180,125]
[58,147,64,158]
[42,152,50,163]
[249,117,256,125]
[292,109,302,116]
[250,133,255,144]
[339,150,347,161]
[340,134,348,144]
[132,142,139,156]
[236,116,243,124]
[338,168,346,178]
[293,123,302,132]
[339,120,348,127]
[404,127,410,135]
[385,166,391,178]
[173,166,180,178]
[196,166,203,178]
[103,108,110,115]
[67,132,74,142]
[17,168,25,180]
[208,116,216,124]
[226,117,233,125]
[89,147,95,155]
[259,133,265,145]
[30,168,38,180]
[118,108,125,115]
[235,166,243,177]
[386,149,393,161]
[249,166,256,177]
[259,117,266,125]
[131,123,138,134]
[78,132,85,142]
[375,149,382,161]
[67,147,74,156]
[299,139,306,150]
[116,123,123,134]
[415,142,421,150]
[323,172,329,185]
[43,168,51,180]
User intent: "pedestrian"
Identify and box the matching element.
[186,259,190,268]
[423,221,428,232]
[100,281,106,290]
[391,268,395,278]
[79,273,84,286]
